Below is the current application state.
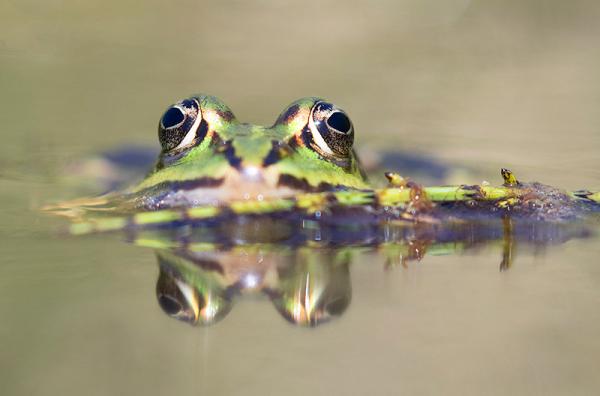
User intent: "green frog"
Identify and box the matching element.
[46,94,600,234]
[43,94,600,327]
[125,95,368,208]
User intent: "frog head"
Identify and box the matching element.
[130,95,368,209]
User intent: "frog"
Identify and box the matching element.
[41,94,600,328]
[45,94,600,235]
[125,95,368,209]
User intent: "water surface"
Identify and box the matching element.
[2,1,600,395]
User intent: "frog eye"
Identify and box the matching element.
[308,102,354,157]
[158,98,202,151]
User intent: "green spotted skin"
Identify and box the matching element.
[45,95,600,234]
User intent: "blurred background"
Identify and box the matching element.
[2,0,599,188]
[2,1,600,395]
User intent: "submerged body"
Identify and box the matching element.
[46,95,600,234]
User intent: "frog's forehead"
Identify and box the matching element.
[200,95,322,140]
[195,95,237,130]
[200,95,323,165]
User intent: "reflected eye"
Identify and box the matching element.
[158,98,202,151]
[308,102,354,157]
[158,294,183,315]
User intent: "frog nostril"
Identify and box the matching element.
[217,140,242,169]
[263,140,292,167]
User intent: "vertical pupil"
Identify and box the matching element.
[327,112,351,134]
[162,107,185,129]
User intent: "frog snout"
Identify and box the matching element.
[239,165,266,183]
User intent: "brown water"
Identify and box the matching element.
[2,1,600,395]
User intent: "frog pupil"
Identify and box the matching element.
[162,107,185,129]
[327,112,351,134]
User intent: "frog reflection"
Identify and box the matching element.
[265,249,351,326]
[156,251,234,325]
[154,247,352,327]
[144,217,594,327]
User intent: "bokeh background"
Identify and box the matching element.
[2,1,600,395]
[3,0,600,187]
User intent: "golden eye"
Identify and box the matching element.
[308,102,354,157]
[158,98,202,151]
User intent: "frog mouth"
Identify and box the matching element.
[214,165,301,202]
[133,166,303,209]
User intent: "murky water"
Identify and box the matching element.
[2,1,600,395]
